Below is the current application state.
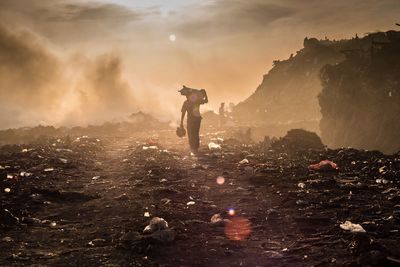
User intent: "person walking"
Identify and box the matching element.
[178,86,208,154]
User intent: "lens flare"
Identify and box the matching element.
[224,216,251,241]
[216,176,225,185]
[228,208,235,216]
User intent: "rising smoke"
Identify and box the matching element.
[0,24,137,129]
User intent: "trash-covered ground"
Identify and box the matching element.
[1,129,400,266]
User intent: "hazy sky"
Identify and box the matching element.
[0,0,399,128]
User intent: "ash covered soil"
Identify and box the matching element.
[1,130,400,266]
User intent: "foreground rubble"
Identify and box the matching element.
[1,130,399,266]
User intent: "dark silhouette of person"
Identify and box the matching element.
[179,86,208,154]
[219,102,225,127]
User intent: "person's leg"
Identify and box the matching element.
[193,118,201,151]
[187,118,195,151]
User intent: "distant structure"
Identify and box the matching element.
[218,103,225,127]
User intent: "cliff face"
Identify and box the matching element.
[319,31,400,154]
[233,36,376,130]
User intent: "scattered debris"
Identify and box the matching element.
[340,221,366,233]
[308,160,338,171]
[114,193,129,201]
[1,209,20,227]
[88,238,107,247]
[210,213,223,224]
[297,182,306,189]
[208,142,221,150]
[271,129,325,151]
[143,217,169,234]
[238,158,249,164]
[59,158,68,164]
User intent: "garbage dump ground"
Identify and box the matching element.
[1,130,400,266]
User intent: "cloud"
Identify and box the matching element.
[45,2,141,22]
[173,0,295,38]
[0,0,143,45]
[171,0,399,40]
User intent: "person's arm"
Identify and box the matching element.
[180,101,187,127]
[200,89,208,104]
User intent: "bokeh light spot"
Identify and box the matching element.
[228,208,235,216]
[224,216,251,241]
[216,176,225,185]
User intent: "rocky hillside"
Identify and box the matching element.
[319,30,400,154]
[233,35,376,130]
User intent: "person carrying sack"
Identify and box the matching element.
[177,85,208,154]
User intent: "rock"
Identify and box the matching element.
[143,217,169,234]
[271,129,325,151]
[147,229,175,244]
[120,231,143,248]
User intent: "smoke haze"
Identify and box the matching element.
[0,0,399,129]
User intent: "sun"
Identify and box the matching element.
[169,34,176,42]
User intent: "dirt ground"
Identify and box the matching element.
[1,129,400,266]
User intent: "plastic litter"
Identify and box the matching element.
[210,214,223,224]
[161,198,171,205]
[56,148,73,153]
[142,146,158,150]
[88,238,106,247]
[298,182,306,189]
[20,172,32,177]
[44,168,54,172]
[208,142,221,150]
[376,178,389,184]
[308,160,338,171]
[239,158,249,164]
[378,166,387,174]
[187,201,196,206]
[2,236,13,242]
[340,220,366,233]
